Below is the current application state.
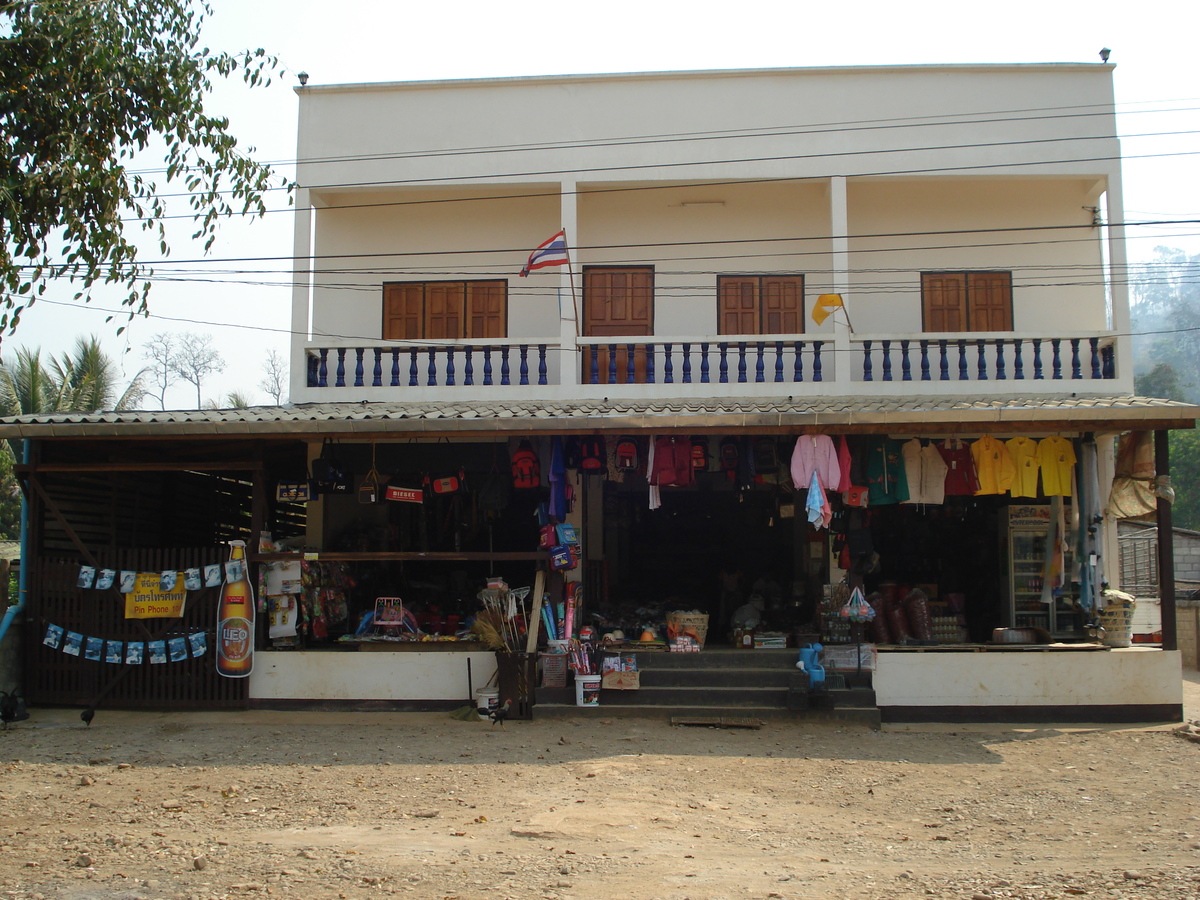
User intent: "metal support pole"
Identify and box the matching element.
[1155,429,1177,651]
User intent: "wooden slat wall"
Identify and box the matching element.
[24,548,248,709]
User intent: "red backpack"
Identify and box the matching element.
[690,436,709,470]
[719,437,740,481]
[615,437,639,470]
[580,436,606,472]
[511,440,540,489]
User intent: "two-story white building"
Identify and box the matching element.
[4,63,1195,721]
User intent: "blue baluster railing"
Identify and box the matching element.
[538,345,548,385]
[445,347,456,386]
[793,341,804,382]
[881,340,892,382]
[701,342,711,383]
[519,345,530,385]
[646,344,656,383]
[426,348,437,386]
[464,346,474,386]
[354,348,365,387]
[335,348,347,388]
[390,348,401,387]
[737,343,748,383]
[957,340,968,381]
[774,341,784,383]
[755,341,766,383]
[919,340,930,381]
[900,340,911,381]
[994,339,1005,380]
[812,341,823,382]
[862,340,873,382]
[607,344,617,385]
[975,340,987,381]
[938,340,949,381]
[663,344,673,384]
[1032,339,1043,380]
[682,343,691,383]
[1089,338,1101,379]
[1013,340,1024,380]
[1070,338,1082,379]
[719,343,729,383]
[625,344,636,384]
[1051,339,1062,380]
[372,349,383,387]
[409,349,419,387]
[500,347,511,386]
[483,347,493,386]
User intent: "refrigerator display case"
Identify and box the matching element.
[1005,504,1082,637]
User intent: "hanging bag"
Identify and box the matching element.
[511,440,541,489]
[358,442,382,504]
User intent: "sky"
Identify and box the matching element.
[8,0,1200,408]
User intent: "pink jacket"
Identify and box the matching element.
[789,434,840,491]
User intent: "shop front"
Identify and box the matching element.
[4,395,1194,722]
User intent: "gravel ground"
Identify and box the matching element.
[0,674,1198,900]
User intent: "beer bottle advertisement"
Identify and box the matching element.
[216,540,255,678]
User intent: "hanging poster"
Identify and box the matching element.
[125,642,145,665]
[124,572,188,619]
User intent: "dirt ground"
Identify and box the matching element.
[1,674,1199,900]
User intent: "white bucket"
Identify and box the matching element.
[574,673,601,707]
[476,688,499,720]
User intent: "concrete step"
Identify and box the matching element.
[531,702,881,728]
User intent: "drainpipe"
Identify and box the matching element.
[0,439,30,646]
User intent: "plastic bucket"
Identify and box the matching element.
[476,688,499,720]
[574,673,601,707]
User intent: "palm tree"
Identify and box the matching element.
[48,336,147,413]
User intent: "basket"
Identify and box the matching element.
[540,652,568,688]
[665,612,709,648]
[1097,603,1136,648]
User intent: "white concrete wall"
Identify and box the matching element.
[292,64,1125,401]
[249,650,497,702]
[875,647,1181,708]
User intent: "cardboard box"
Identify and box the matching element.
[601,670,640,691]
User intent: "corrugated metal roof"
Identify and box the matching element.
[0,394,1195,439]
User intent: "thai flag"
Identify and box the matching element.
[519,230,570,277]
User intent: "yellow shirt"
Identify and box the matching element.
[1036,436,1077,497]
[972,435,1017,495]
[1006,436,1040,498]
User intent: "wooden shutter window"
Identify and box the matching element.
[466,281,507,339]
[967,272,1013,331]
[762,276,803,334]
[718,277,759,334]
[424,282,466,340]
[383,284,424,340]
[922,273,968,332]
[583,267,653,336]
[921,272,1012,332]
[718,275,804,334]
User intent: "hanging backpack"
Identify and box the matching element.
[563,436,582,470]
[511,440,541,489]
[580,436,606,473]
[615,437,639,470]
[755,437,779,474]
[690,436,710,471]
[719,437,740,481]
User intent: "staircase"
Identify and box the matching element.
[533,647,880,727]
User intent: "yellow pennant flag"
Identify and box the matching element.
[812,293,844,326]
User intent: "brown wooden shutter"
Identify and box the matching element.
[383,283,424,340]
[583,267,653,336]
[424,282,466,339]
[466,281,507,338]
[761,275,804,334]
[967,272,1013,331]
[718,277,760,334]
[922,273,967,332]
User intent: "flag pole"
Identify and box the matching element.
[563,227,581,337]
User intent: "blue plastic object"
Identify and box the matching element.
[796,642,826,687]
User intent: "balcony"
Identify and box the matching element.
[299,331,1120,404]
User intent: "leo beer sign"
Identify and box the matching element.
[216,540,255,678]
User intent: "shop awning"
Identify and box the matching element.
[0,394,1195,440]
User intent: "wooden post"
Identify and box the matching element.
[525,569,546,654]
[1155,429,1177,652]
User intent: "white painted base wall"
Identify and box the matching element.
[875,648,1181,709]
[249,651,498,703]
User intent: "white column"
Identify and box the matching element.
[560,179,580,387]
[288,186,313,402]
[1104,168,1135,393]
[829,176,852,387]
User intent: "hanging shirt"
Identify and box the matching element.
[548,436,568,519]
[972,435,1017,496]
[865,437,910,505]
[938,439,979,496]
[1006,436,1040,498]
[789,434,840,492]
[900,439,922,504]
[647,436,661,510]
[835,435,852,492]
[1037,436,1077,497]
